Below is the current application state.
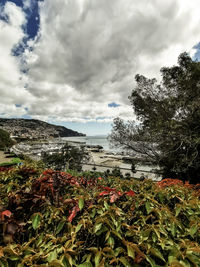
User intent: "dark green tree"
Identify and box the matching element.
[0,129,14,150]
[109,53,200,183]
[42,143,89,171]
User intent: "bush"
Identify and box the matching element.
[42,143,89,171]
[0,165,200,266]
[0,129,14,150]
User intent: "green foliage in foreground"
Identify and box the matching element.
[0,129,14,150]
[0,157,21,167]
[0,165,200,266]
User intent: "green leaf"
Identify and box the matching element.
[108,237,115,247]
[56,221,65,234]
[32,213,42,230]
[186,254,200,265]
[96,225,108,236]
[79,198,84,211]
[49,260,64,267]
[190,224,198,237]
[78,263,93,267]
[104,201,109,210]
[9,256,20,261]
[75,223,83,233]
[47,250,57,262]
[94,223,102,233]
[127,245,135,259]
[175,206,181,217]
[171,222,176,237]
[145,201,151,214]
[146,256,157,267]
[150,248,165,262]
[62,256,70,267]
[95,251,101,267]
[119,257,131,267]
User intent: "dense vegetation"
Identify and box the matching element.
[0,129,14,150]
[109,53,200,184]
[0,164,200,266]
[42,144,89,171]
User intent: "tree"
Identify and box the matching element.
[0,129,14,150]
[109,53,200,183]
[42,143,89,171]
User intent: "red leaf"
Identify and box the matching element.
[125,190,135,197]
[99,191,110,196]
[103,187,115,192]
[68,205,80,222]
[1,210,12,221]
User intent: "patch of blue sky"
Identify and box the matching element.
[193,42,200,61]
[0,0,42,58]
[108,102,120,108]
[22,114,32,119]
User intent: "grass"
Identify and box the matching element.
[0,157,21,167]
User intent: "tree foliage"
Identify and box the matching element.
[0,129,14,150]
[42,143,89,171]
[109,53,200,183]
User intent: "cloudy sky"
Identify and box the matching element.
[0,0,200,135]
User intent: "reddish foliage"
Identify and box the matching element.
[68,204,80,222]
[0,167,12,172]
[125,190,135,197]
[1,210,12,221]
[157,179,200,192]
[99,191,110,196]
[99,186,135,203]
[102,187,116,192]
[157,179,184,188]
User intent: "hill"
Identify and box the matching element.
[0,118,85,140]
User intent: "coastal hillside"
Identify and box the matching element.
[0,118,85,140]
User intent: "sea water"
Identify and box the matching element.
[62,135,115,152]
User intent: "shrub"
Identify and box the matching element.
[0,165,199,266]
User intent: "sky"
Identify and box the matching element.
[0,0,200,135]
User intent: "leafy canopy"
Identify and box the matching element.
[109,53,200,183]
[0,129,14,150]
[42,143,89,171]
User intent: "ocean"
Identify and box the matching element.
[62,135,115,152]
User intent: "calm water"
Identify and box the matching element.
[62,135,115,152]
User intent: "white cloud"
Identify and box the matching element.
[0,2,32,117]
[1,0,200,125]
[23,0,33,11]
